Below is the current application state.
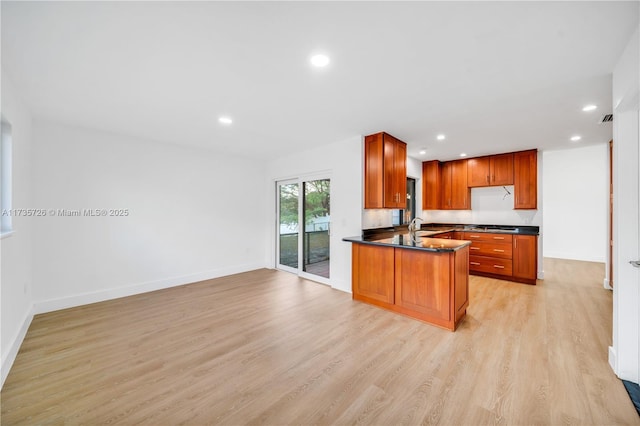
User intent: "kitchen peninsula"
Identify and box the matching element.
[343,233,471,331]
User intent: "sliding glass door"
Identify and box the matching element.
[277,181,299,273]
[276,177,331,282]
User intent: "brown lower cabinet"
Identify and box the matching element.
[462,232,537,284]
[352,243,469,330]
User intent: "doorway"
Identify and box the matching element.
[276,177,331,283]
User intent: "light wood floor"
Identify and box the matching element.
[2,258,639,425]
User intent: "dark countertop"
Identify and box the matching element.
[343,234,471,253]
[344,222,539,253]
[361,223,540,239]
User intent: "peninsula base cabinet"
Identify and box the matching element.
[352,243,469,331]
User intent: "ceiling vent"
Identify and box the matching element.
[599,114,613,124]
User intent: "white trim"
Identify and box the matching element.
[604,278,613,290]
[537,270,545,280]
[0,230,15,239]
[299,271,330,286]
[543,253,606,263]
[610,345,617,373]
[1,307,34,389]
[33,262,266,315]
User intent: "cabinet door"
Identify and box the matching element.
[364,134,384,209]
[393,139,407,209]
[490,153,514,185]
[440,162,453,209]
[513,235,537,280]
[514,150,537,209]
[450,159,470,209]
[467,157,491,187]
[422,161,441,210]
[383,136,399,208]
[395,248,450,321]
[352,244,395,304]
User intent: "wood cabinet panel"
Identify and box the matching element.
[513,235,537,282]
[454,246,469,322]
[364,134,384,208]
[491,153,514,185]
[467,154,513,187]
[364,132,407,209]
[462,232,513,243]
[514,150,537,209]
[467,241,513,259]
[350,242,470,331]
[451,160,470,209]
[469,255,513,276]
[441,160,470,210]
[395,249,450,321]
[352,244,395,304]
[422,160,441,210]
[467,157,491,187]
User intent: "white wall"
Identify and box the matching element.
[610,25,640,383]
[31,120,268,312]
[542,144,608,262]
[423,186,541,227]
[266,135,362,293]
[1,71,34,386]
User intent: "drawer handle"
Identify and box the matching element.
[469,235,480,238]
[470,247,480,250]
[493,249,505,252]
[493,237,505,240]
[470,262,481,265]
[493,265,505,269]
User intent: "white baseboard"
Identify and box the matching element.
[1,308,34,389]
[609,346,617,374]
[537,270,545,280]
[604,278,613,290]
[33,262,266,315]
[543,253,606,263]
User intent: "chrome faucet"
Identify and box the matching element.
[408,217,424,233]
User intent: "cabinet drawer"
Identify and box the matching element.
[432,232,452,239]
[469,256,513,276]
[462,232,513,243]
[468,241,512,258]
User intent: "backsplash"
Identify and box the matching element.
[362,209,394,228]
[423,186,541,226]
[363,186,541,229]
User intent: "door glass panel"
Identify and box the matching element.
[278,183,299,269]
[303,179,330,278]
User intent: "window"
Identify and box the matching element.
[392,177,416,226]
[1,117,13,236]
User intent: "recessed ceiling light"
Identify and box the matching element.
[460,153,467,157]
[218,116,233,125]
[437,134,446,141]
[582,105,597,112]
[419,149,427,155]
[310,54,330,67]
[570,135,581,142]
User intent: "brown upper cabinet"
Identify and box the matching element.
[514,149,537,209]
[441,159,470,210]
[467,153,514,187]
[364,132,407,209]
[422,160,441,209]
[422,148,537,211]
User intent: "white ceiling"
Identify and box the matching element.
[2,1,638,161]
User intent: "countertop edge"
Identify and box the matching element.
[343,236,472,252]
